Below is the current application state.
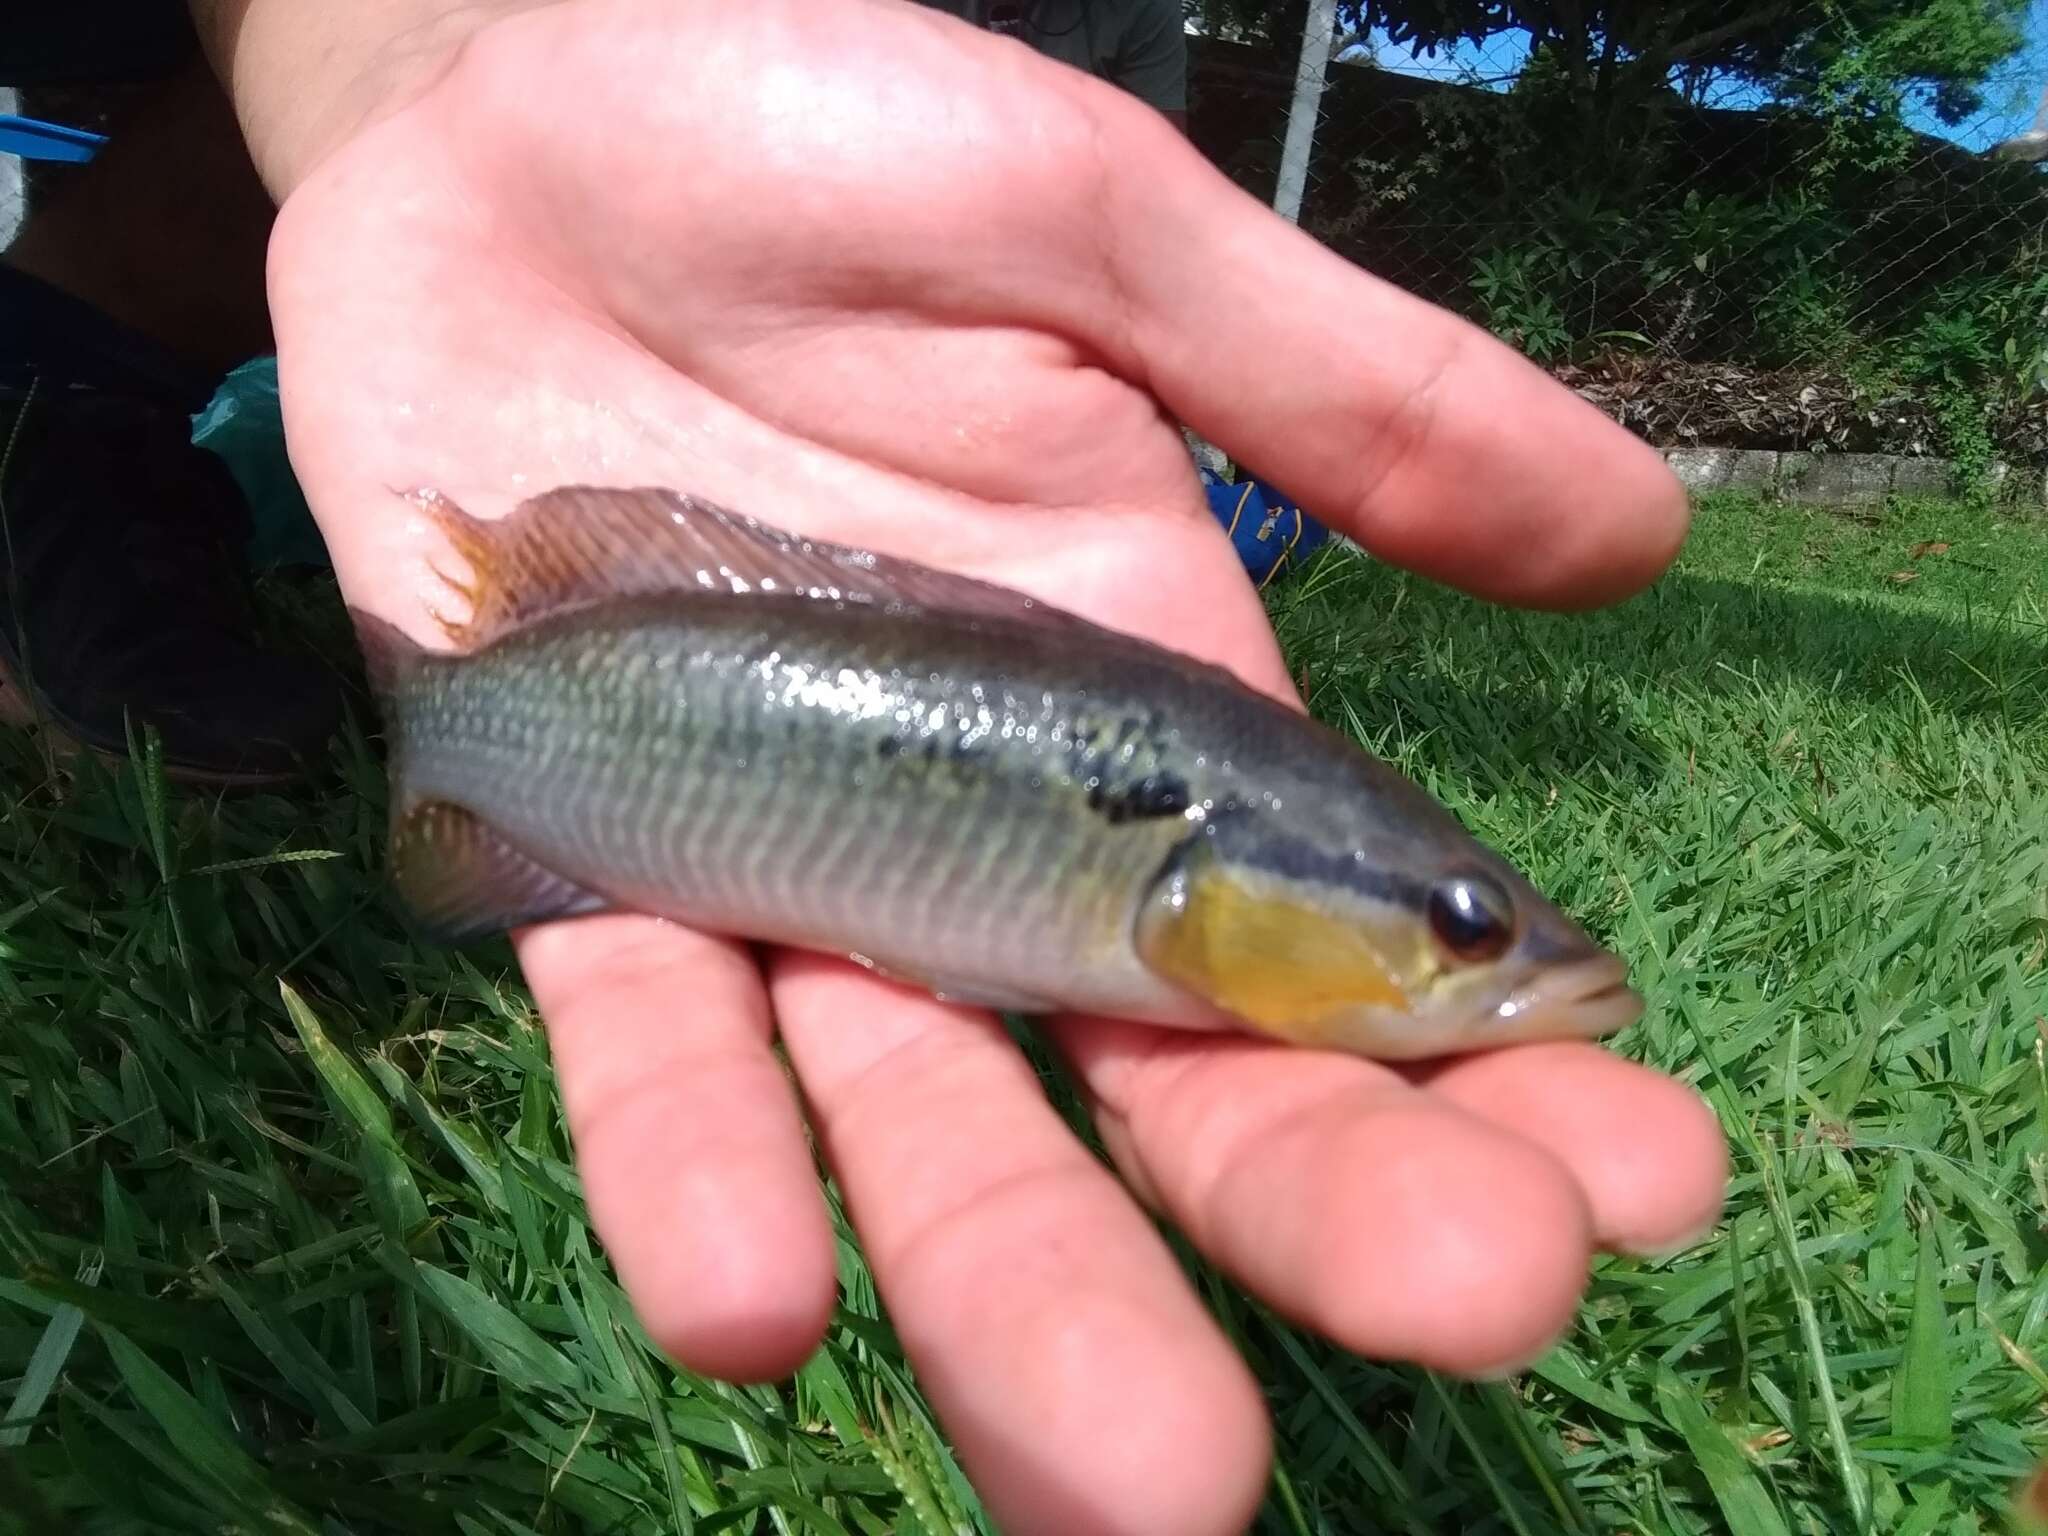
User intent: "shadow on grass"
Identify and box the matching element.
[1617,570,2047,722]
[1273,554,2046,798]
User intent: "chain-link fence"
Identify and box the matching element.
[1187,17,2048,469]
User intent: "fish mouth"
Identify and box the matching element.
[1496,953,1643,1038]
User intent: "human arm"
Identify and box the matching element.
[184,5,1723,1532]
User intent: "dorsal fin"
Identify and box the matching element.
[410,485,1086,648]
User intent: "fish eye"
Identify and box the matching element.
[1427,874,1515,963]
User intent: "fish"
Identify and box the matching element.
[353,485,1642,1061]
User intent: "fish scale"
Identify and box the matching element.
[396,597,1208,1015]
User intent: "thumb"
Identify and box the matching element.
[1087,102,1687,610]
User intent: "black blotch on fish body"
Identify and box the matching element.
[875,726,988,778]
[1064,711,1191,826]
[1089,772,1192,825]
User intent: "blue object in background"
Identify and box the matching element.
[1200,466,1331,590]
[0,114,106,163]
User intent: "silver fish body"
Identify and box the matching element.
[362,487,1642,1059]
[397,591,1291,1022]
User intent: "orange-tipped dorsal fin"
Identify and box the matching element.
[407,485,1090,649]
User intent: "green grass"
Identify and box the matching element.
[2,490,2044,1533]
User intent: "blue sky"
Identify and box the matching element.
[1343,2,2047,152]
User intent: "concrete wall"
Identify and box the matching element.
[1662,447,2043,512]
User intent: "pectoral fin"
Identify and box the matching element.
[391,801,610,942]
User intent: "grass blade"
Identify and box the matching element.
[1889,1220,1952,1444]
[406,1259,583,1397]
[1652,1365,1790,1536]
[97,1325,322,1535]
[0,1298,86,1446]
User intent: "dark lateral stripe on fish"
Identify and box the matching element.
[1203,806,1434,913]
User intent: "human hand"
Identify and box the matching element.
[251,2,1727,1530]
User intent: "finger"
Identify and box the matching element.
[1089,97,1688,610]
[1054,1016,1594,1378]
[772,957,1269,1536]
[1405,1041,1728,1255]
[516,915,836,1382]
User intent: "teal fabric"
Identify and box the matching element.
[190,357,330,572]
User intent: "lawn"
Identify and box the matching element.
[0,490,2043,1534]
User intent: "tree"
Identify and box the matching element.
[1188,0,2030,148]
[1456,1,2018,125]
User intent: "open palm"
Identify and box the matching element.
[266,3,1726,1531]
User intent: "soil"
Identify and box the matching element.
[1551,352,2045,467]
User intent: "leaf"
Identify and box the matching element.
[278,979,396,1149]
[368,1052,508,1210]
[4,1270,250,1362]
[202,1266,372,1436]
[0,1300,86,1446]
[618,1321,697,1535]
[1918,1151,2028,1281]
[407,1260,583,1396]
[1893,1481,1951,1536]
[281,980,431,1241]
[799,1345,870,1449]
[1889,1228,1951,1443]
[98,1325,322,1535]
[1527,1347,1657,1426]
[1652,1365,1790,1536]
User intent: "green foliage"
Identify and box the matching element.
[1787,0,2031,126]
[1294,23,2047,431]
[3,500,2047,1532]
[1194,0,2044,435]
[1185,0,1310,48]
[1470,247,1572,357]
[1889,257,2048,394]
[1337,0,2029,128]
[0,648,974,1535]
[1261,492,2048,1532]
[1933,386,1999,499]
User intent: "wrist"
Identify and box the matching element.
[184,0,553,197]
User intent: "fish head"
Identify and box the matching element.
[1133,803,1641,1061]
